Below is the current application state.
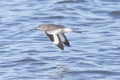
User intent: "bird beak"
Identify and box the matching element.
[30,28,37,31]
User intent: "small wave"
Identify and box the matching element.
[101,0,120,2]
[68,69,119,75]
[55,0,85,4]
[8,58,48,66]
[14,58,39,62]
[109,10,120,18]
[45,15,65,19]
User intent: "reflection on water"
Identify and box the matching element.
[0,0,120,80]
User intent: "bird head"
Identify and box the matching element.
[36,25,46,31]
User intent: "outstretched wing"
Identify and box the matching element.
[58,33,70,47]
[45,33,64,50]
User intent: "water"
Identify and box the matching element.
[0,0,120,80]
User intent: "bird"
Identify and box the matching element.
[36,24,80,50]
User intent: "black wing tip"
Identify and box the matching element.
[64,42,70,47]
[61,48,64,50]
[57,44,64,50]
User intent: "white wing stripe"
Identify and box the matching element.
[53,34,59,45]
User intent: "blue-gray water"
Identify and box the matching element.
[0,0,120,80]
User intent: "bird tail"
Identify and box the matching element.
[72,30,82,33]
[64,28,81,33]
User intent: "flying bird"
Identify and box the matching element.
[36,24,80,50]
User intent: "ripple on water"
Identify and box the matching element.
[54,0,85,4]
[61,69,120,80]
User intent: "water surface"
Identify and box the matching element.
[0,0,120,80]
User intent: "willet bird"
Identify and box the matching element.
[36,24,80,50]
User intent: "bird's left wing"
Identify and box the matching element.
[58,33,70,47]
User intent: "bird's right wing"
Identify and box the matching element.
[45,32,64,50]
